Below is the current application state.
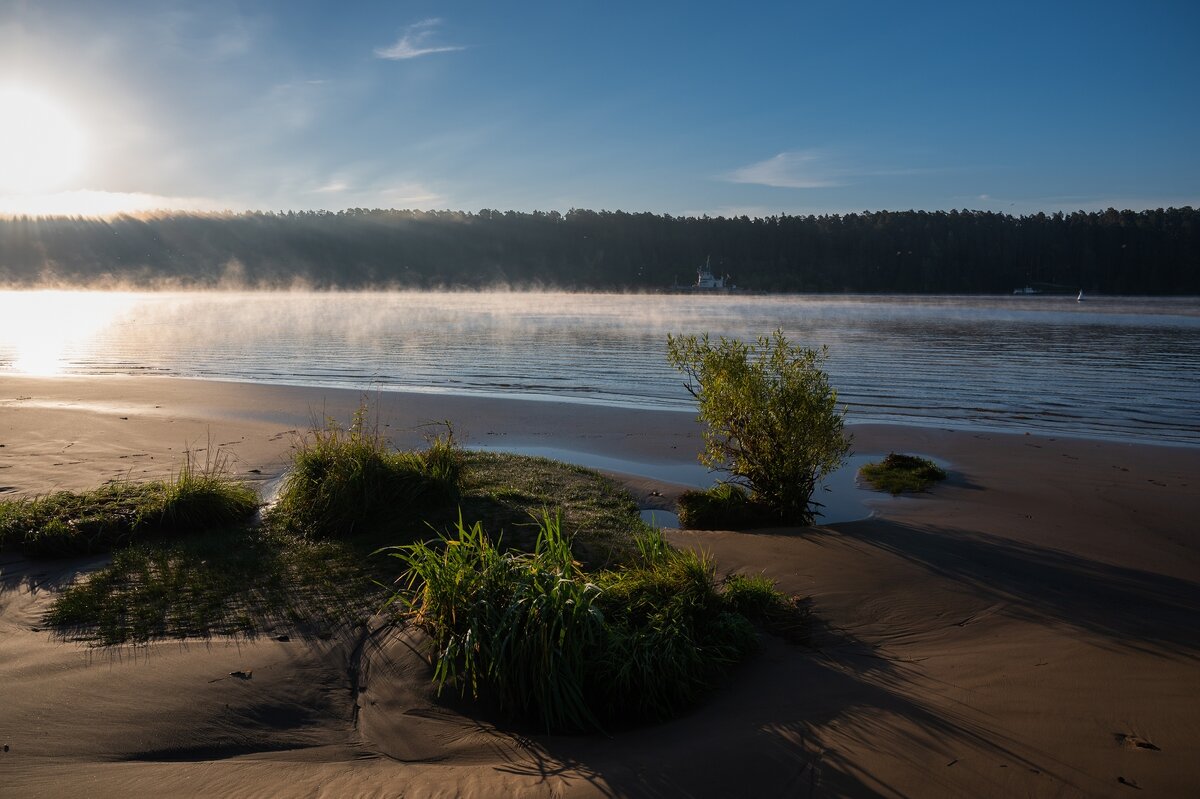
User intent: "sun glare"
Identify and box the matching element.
[0,290,134,376]
[0,85,87,194]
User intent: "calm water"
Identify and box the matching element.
[1,290,1198,446]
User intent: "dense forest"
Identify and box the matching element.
[0,207,1196,293]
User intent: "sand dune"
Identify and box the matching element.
[2,376,1198,797]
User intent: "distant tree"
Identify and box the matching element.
[1,207,1198,293]
[666,330,852,524]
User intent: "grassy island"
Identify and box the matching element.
[859,452,947,495]
[3,408,804,732]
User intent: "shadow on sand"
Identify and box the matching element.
[831,518,1200,659]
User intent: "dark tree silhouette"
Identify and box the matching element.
[0,206,1196,294]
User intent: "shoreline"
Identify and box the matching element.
[2,374,1199,796]
[11,369,1200,450]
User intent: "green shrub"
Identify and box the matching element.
[381,517,767,732]
[0,459,258,558]
[676,482,780,530]
[271,406,461,537]
[667,330,851,525]
[859,452,947,495]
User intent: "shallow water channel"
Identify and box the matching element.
[467,445,946,526]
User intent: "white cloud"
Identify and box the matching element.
[375,18,465,60]
[725,150,844,189]
[378,182,446,207]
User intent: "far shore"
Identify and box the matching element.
[2,373,1199,797]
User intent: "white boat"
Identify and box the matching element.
[692,256,730,290]
[668,256,741,292]
[1077,290,1084,302]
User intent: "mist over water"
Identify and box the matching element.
[1,290,1198,445]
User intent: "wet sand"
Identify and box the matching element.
[2,375,1198,797]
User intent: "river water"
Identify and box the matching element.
[1,290,1197,446]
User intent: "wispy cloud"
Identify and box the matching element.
[378,182,446,206]
[312,180,349,194]
[303,174,446,209]
[726,149,930,189]
[375,18,465,60]
[726,150,844,189]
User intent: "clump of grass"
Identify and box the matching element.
[38,444,653,646]
[859,452,947,495]
[381,514,792,733]
[676,482,781,530]
[0,456,258,558]
[269,406,462,538]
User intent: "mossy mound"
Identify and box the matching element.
[859,453,946,495]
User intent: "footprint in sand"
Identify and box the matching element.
[1116,733,1161,751]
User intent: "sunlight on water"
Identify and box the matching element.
[0,290,1197,445]
[0,290,138,376]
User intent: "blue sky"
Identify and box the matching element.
[0,0,1196,216]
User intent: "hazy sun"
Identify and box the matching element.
[0,85,87,194]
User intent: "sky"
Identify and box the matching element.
[0,0,1197,218]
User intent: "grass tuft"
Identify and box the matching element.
[859,452,947,495]
[381,517,783,733]
[0,455,258,558]
[269,405,462,538]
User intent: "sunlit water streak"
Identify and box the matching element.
[1,290,1198,446]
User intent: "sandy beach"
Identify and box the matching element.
[2,375,1198,797]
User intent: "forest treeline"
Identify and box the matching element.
[0,206,1196,293]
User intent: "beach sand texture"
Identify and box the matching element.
[2,376,1198,797]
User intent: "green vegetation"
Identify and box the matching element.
[270,407,461,538]
[46,526,366,646]
[667,330,851,525]
[859,453,947,495]
[30,408,806,733]
[35,414,661,645]
[383,515,800,732]
[676,482,778,530]
[454,450,646,567]
[0,459,257,557]
[42,450,648,646]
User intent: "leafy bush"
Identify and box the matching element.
[667,329,851,524]
[381,516,773,732]
[0,459,258,558]
[271,406,461,537]
[859,452,947,495]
